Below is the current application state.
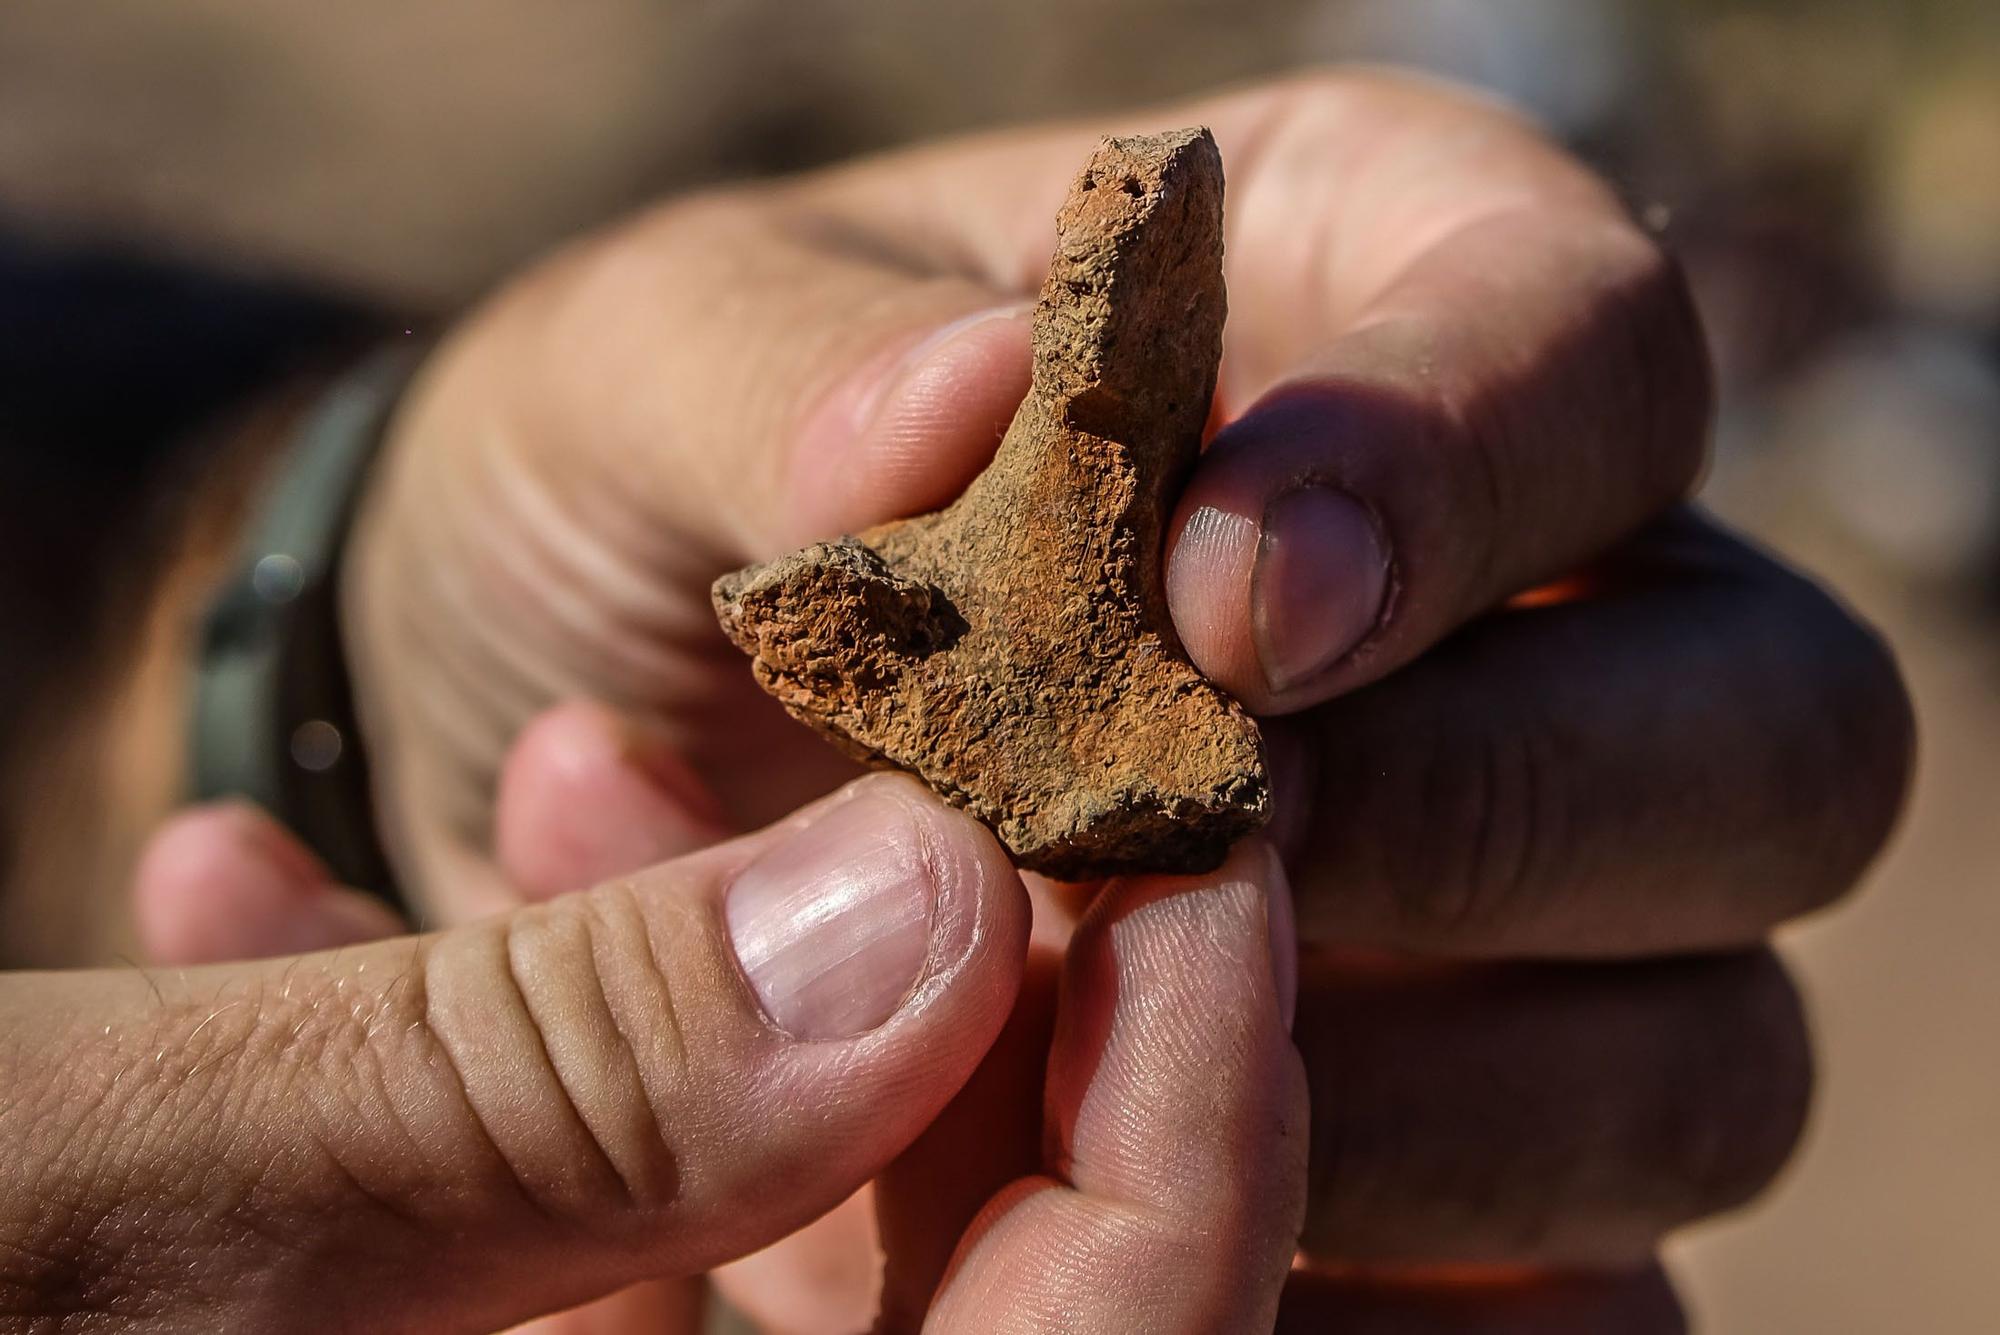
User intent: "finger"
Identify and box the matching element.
[1293,951,1810,1268]
[1282,512,1914,956]
[497,699,731,900]
[497,700,869,1333]
[1153,72,1709,711]
[353,69,1699,855]
[355,221,1031,841]
[924,842,1307,1335]
[781,71,1708,712]
[1162,205,1708,711]
[489,702,765,1334]
[710,1187,880,1335]
[749,882,1080,1332]
[133,801,404,963]
[504,1278,705,1335]
[1276,1267,1684,1334]
[872,947,1062,1331]
[3,773,1026,1331]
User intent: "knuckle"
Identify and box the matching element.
[1263,66,1371,125]
[1594,228,1715,500]
[1297,972,1605,1262]
[1383,719,1573,950]
[1298,955,1815,1265]
[420,891,695,1226]
[188,965,448,1243]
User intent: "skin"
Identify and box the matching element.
[0,69,1913,1331]
[8,771,1302,1332]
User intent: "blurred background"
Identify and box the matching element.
[0,1,1993,1329]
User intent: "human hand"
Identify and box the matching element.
[312,68,1910,1327]
[116,779,1300,1333]
[0,775,1012,1328]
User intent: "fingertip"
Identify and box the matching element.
[928,839,1306,1332]
[497,699,729,899]
[1049,837,1304,1180]
[720,772,1030,1044]
[1165,489,1265,699]
[134,802,402,963]
[139,800,323,890]
[134,804,315,966]
[787,303,1032,539]
[1077,837,1295,1039]
[867,304,1034,517]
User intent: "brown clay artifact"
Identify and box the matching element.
[713,127,1267,878]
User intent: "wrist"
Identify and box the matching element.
[190,344,427,901]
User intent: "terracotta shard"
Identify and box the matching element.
[713,126,1267,878]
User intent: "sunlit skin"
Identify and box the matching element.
[0,69,1912,1333]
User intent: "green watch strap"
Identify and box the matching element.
[190,344,424,904]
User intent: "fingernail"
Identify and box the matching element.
[726,788,939,1040]
[1261,844,1299,1032]
[1251,486,1389,693]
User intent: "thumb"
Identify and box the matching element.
[4,774,1026,1333]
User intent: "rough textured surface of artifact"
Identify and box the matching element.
[713,127,1268,878]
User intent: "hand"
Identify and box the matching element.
[298,68,1905,1326]
[15,776,1301,1332]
